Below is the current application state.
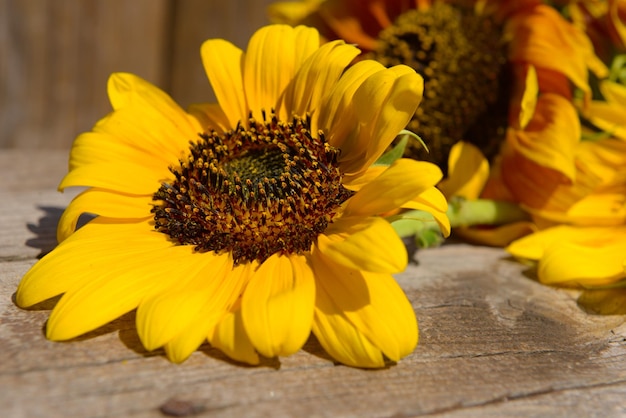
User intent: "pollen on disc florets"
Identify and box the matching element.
[152,111,353,265]
[368,2,509,172]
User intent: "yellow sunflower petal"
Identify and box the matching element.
[200,39,247,127]
[312,307,385,368]
[163,303,217,364]
[279,40,360,121]
[57,189,152,243]
[16,219,170,308]
[140,255,251,361]
[585,101,626,141]
[136,252,233,351]
[342,165,387,191]
[344,159,442,217]
[292,24,322,68]
[318,216,407,274]
[187,103,231,133]
[506,225,621,261]
[58,161,166,195]
[106,73,202,148]
[312,250,418,365]
[68,131,172,175]
[244,25,318,117]
[43,238,201,341]
[209,300,260,365]
[506,94,579,182]
[600,79,626,106]
[241,254,315,358]
[318,60,385,151]
[538,238,626,287]
[438,142,489,200]
[340,66,424,176]
[566,193,626,226]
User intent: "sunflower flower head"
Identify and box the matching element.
[269,0,606,171]
[16,24,449,368]
[367,2,509,169]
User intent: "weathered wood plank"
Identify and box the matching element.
[0,0,171,149]
[1,151,626,418]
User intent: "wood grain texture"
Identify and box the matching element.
[1,151,626,418]
[1,0,279,150]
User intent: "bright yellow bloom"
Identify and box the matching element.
[16,24,449,368]
[502,86,626,287]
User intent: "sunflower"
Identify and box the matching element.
[442,60,626,286]
[269,0,605,172]
[15,24,450,368]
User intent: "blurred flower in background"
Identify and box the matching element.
[16,24,450,368]
[271,0,626,287]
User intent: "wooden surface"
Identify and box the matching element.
[0,0,278,149]
[2,149,626,418]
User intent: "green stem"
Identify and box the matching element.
[446,197,530,228]
[390,198,531,247]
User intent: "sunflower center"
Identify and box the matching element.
[368,2,509,172]
[152,112,352,265]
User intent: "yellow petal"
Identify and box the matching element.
[507,225,624,261]
[505,94,580,183]
[585,101,626,141]
[58,161,167,195]
[200,39,247,127]
[312,307,385,368]
[209,300,260,365]
[44,243,202,341]
[600,79,626,106]
[105,73,202,149]
[57,189,152,242]
[318,60,385,152]
[344,159,442,217]
[438,142,489,200]
[153,262,251,362]
[519,65,538,129]
[312,250,418,365]
[538,239,626,287]
[163,304,215,364]
[136,252,233,351]
[565,193,626,226]
[340,66,424,176]
[241,254,315,358]
[243,25,315,117]
[342,165,387,191]
[279,40,359,121]
[68,131,172,175]
[187,103,231,133]
[16,219,171,308]
[318,216,407,274]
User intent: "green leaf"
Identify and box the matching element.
[389,210,445,248]
[373,130,429,166]
[374,136,408,166]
